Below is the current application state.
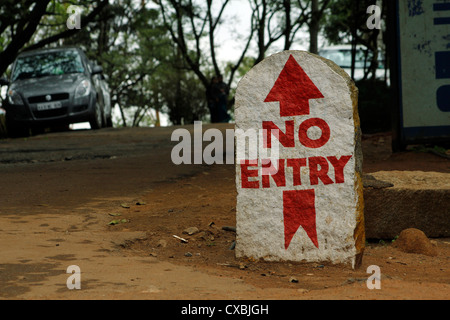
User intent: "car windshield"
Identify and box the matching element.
[319,48,384,69]
[12,50,85,81]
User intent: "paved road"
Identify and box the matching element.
[0,126,221,215]
[1,127,173,165]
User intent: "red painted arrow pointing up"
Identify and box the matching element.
[283,189,319,249]
[264,54,324,117]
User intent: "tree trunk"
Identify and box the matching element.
[117,102,127,127]
[283,0,292,50]
[309,0,319,54]
[350,0,359,80]
[255,0,267,64]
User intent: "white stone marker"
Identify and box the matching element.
[235,51,364,268]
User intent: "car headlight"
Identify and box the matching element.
[7,89,24,105]
[74,80,91,98]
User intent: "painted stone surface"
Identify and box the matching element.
[235,50,364,268]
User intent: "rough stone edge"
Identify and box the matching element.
[312,52,365,269]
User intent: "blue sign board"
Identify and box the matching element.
[395,0,450,146]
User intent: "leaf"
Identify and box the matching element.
[433,145,446,154]
[109,213,121,216]
[108,218,128,225]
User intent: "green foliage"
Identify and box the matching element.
[159,68,209,125]
[323,0,376,45]
[61,1,208,126]
[0,0,392,128]
[411,145,450,158]
[322,0,387,83]
[225,56,256,82]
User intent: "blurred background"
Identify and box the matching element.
[0,0,391,132]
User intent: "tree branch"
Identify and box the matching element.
[23,0,109,52]
[0,0,51,75]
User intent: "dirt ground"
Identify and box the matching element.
[111,131,450,300]
[0,126,449,300]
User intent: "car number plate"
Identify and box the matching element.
[37,101,62,111]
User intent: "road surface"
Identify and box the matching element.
[0,125,449,301]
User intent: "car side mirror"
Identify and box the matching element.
[0,77,9,86]
[91,65,103,75]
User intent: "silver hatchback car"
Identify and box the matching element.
[0,46,112,137]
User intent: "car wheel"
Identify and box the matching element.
[89,101,103,130]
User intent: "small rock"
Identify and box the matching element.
[157,240,167,248]
[141,285,160,293]
[222,226,236,232]
[197,230,215,241]
[363,174,394,189]
[297,288,309,294]
[392,228,438,257]
[197,231,207,239]
[184,252,193,257]
[183,227,199,235]
[289,277,299,283]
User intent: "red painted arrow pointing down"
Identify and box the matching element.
[264,54,324,117]
[283,189,319,249]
